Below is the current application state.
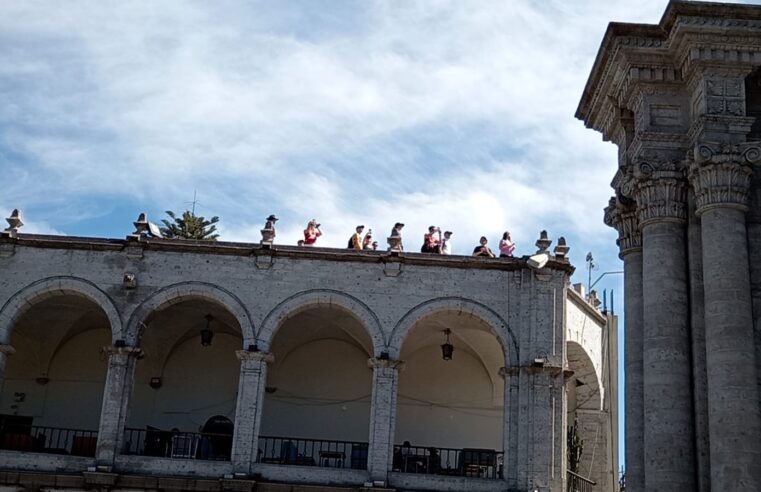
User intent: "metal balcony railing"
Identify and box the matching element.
[257,435,368,469]
[392,444,503,479]
[567,469,596,492]
[0,424,98,456]
[122,427,232,461]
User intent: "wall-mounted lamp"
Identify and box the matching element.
[149,377,162,389]
[441,329,454,361]
[201,314,214,347]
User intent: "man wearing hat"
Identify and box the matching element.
[348,225,365,250]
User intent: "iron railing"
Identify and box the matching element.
[567,470,596,492]
[257,435,368,469]
[122,428,232,461]
[0,425,98,456]
[392,444,503,479]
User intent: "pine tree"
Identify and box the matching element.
[160,210,220,241]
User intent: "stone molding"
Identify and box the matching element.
[236,350,274,365]
[688,142,761,214]
[632,162,688,226]
[604,196,642,256]
[368,357,405,371]
[102,345,143,358]
[0,344,15,356]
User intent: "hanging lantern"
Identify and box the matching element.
[441,329,454,361]
[201,314,214,347]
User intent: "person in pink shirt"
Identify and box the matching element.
[499,231,515,257]
[303,220,322,246]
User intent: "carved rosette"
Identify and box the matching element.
[632,161,687,226]
[688,142,760,215]
[604,196,642,256]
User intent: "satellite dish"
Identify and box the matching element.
[148,222,163,238]
[527,252,549,270]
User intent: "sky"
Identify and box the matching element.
[2,0,757,475]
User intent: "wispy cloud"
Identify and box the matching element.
[1,0,753,264]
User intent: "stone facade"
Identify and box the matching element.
[0,229,615,492]
[578,1,761,490]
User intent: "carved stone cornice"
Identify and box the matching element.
[368,357,405,371]
[688,142,761,214]
[102,345,143,358]
[236,350,275,364]
[632,161,688,226]
[604,196,642,257]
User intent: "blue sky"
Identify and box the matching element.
[2,0,755,473]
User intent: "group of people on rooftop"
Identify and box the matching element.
[294,219,516,258]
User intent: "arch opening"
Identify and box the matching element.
[566,340,606,487]
[124,298,242,461]
[394,309,505,479]
[745,67,761,140]
[259,305,373,469]
[0,294,111,457]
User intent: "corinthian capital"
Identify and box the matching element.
[632,161,687,226]
[604,196,641,256]
[688,142,761,214]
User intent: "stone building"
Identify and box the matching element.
[0,215,617,492]
[577,1,761,491]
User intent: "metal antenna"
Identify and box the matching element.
[585,252,596,296]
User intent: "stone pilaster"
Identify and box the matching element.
[95,345,142,466]
[502,365,565,492]
[0,344,15,396]
[634,168,696,490]
[231,350,273,475]
[688,142,761,490]
[604,197,644,492]
[367,357,403,482]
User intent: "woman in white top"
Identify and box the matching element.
[440,231,453,255]
[499,231,515,257]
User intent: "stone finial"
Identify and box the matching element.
[261,214,278,246]
[535,230,551,253]
[553,236,570,260]
[3,209,24,237]
[387,222,404,252]
[132,213,150,236]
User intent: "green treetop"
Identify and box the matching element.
[160,210,220,241]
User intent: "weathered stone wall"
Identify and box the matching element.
[0,233,611,491]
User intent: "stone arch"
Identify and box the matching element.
[387,296,518,365]
[125,281,255,346]
[0,276,122,344]
[567,340,602,412]
[257,289,385,355]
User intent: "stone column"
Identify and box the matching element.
[0,344,15,395]
[688,143,761,490]
[367,357,403,482]
[95,345,142,466]
[635,168,696,490]
[231,350,273,475]
[604,198,644,492]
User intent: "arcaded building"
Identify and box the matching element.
[0,218,616,491]
[577,1,761,491]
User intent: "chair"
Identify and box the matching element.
[460,448,497,477]
[350,444,368,469]
[71,436,98,457]
[170,434,198,459]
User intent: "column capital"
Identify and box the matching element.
[688,142,761,215]
[604,196,642,257]
[236,350,274,364]
[368,357,404,371]
[632,161,687,226]
[102,345,143,358]
[0,344,15,356]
